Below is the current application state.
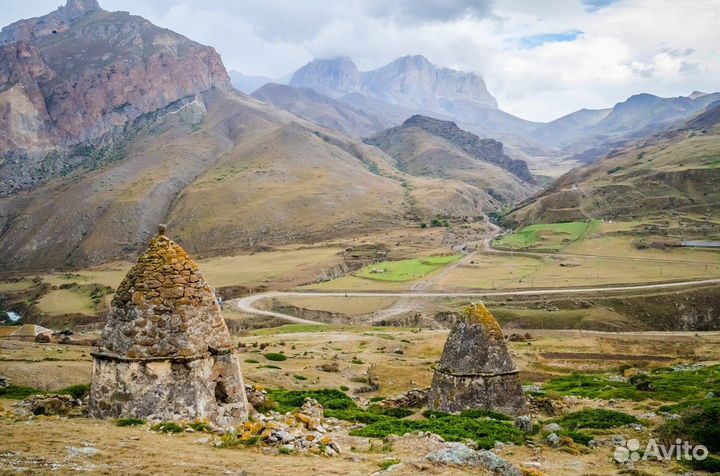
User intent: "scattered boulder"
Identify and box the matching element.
[546,433,561,447]
[319,362,340,373]
[542,422,561,433]
[426,442,522,476]
[381,389,429,409]
[18,394,85,417]
[514,415,533,433]
[34,333,51,343]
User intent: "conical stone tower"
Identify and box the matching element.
[89,225,248,426]
[428,302,527,416]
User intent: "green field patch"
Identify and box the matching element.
[355,255,459,282]
[493,221,598,251]
[541,365,720,401]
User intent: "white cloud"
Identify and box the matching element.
[1,0,719,121]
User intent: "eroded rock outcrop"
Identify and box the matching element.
[428,302,528,416]
[0,0,231,156]
[89,225,248,426]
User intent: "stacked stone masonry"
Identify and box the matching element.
[89,226,248,426]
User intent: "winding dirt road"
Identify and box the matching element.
[233,278,720,325]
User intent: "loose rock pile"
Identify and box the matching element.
[205,398,344,456]
[15,394,85,417]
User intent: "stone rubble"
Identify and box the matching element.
[425,442,522,476]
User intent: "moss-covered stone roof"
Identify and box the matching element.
[98,227,233,359]
[436,302,517,376]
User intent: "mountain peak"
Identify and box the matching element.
[65,0,101,15]
[0,0,102,45]
[289,57,361,97]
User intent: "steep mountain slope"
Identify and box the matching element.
[0,1,521,271]
[251,83,392,137]
[366,115,537,204]
[506,102,720,226]
[0,0,231,195]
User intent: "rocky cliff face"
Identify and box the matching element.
[289,57,360,98]
[0,0,231,160]
[377,115,533,182]
[290,55,497,113]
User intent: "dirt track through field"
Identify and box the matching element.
[233,277,720,325]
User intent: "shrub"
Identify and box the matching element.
[339,385,350,391]
[115,417,146,427]
[351,415,525,449]
[423,409,512,421]
[60,384,90,400]
[293,375,307,381]
[151,422,185,433]
[542,365,720,402]
[553,409,640,430]
[278,446,293,455]
[265,388,357,414]
[378,459,401,470]
[0,385,40,399]
[188,419,213,432]
[264,353,287,362]
[245,359,259,364]
[560,430,593,445]
[657,400,720,453]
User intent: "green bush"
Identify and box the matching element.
[114,417,146,427]
[245,359,259,364]
[688,454,720,473]
[542,366,720,402]
[559,430,593,445]
[657,400,720,453]
[60,384,90,400]
[293,375,307,381]
[423,409,512,422]
[553,409,640,430]
[151,422,185,433]
[265,388,357,414]
[351,415,525,449]
[264,353,287,361]
[0,385,40,399]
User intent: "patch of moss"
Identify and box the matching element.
[657,399,720,453]
[542,365,720,402]
[151,422,185,433]
[264,353,287,362]
[0,385,40,399]
[552,409,640,430]
[114,417,145,427]
[423,408,513,422]
[378,458,401,470]
[60,384,90,400]
[264,388,357,414]
[351,414,525,449]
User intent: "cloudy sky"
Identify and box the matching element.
[2,0,719,121]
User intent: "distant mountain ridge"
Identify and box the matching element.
[291,55,498,111]
[251,83,393,137]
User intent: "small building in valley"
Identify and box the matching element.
[428,302,528,416]
[88,225,248,426]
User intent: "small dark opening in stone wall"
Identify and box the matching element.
[214,380,229,403]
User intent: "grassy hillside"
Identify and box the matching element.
[506,104,720,235]
[0,88,521,271]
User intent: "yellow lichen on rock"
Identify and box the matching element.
[465,302,503,339]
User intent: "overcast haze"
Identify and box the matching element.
[2,0,718,121]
